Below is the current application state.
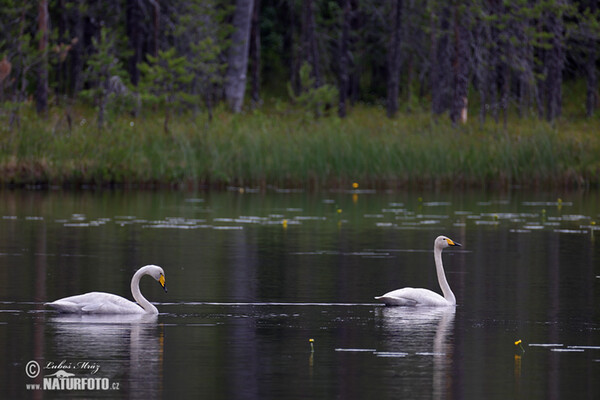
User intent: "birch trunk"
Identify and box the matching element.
[225,0,255,113]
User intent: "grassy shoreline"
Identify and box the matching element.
[1,104,599,190]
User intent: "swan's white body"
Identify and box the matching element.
[46,265,167,314]
[375,236,460,307]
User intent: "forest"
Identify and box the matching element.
[1,0,598,124]
[0,1,599,188]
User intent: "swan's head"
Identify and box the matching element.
[435,235,461,249]
[141,265,167,293]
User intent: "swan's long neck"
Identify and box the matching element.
[131,268,158,314]
[434,246,456,306]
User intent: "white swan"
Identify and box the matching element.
[375,236,461,306]
[46,265,167,314]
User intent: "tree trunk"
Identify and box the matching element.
[500,61,509,129]
[10,9,27,129]
[205,93,213,122]
[545,5,564,122]
[585,0,598,117]
[474,18,489,124]
[517,22,535,119]
[286,0,300,96]
[126,0,143,86]
[450,3,469,125]
[386,0,402,118]
[349,0,360,105]
[98,93,105,130]
[36,0,49,114]
[225,0,255,113]
[71,0,84,94]
[56,0,67,101]
[164,107,170,133]
[0,57,9,103]
[302,0,321,88]
[249,0,261,107]
[431,6,451,116]
[338,0,351,118]
[151,0,160,57]
[585,45,597,117]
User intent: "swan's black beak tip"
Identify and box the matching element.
[446,238,461,247]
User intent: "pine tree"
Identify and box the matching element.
[139,48,193,133]
[173,0,230,121]
[80,28,131,130]
[189,38,225,121]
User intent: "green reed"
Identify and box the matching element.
[0,103,598,189]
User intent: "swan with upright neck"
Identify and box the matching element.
[46,265,167,314]
[375,236,460,306]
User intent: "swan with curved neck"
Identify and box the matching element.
[46,265,167,314]
[375,236,460,306]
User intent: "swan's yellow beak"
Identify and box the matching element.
[446,238,461,247]
[159,274,167,293]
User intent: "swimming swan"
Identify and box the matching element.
[375,236,461,306]
[46,265,167,314]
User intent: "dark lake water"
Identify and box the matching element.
[0,188,598,399]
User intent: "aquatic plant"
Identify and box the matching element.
[515,339,525,353]
[0,103,598,189]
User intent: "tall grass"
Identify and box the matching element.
[0,102,598,189]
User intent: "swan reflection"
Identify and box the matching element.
[376,307,455,399]
[47,313,163,398]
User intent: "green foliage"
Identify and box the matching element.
[189,37,224,86]
[188,37,226,113]
[565,3,600,50]
[138,48,193,132]
[79,28,132,129]
[287,62,338,118]
[1,98,598,188]
[170,0,231,117]
[1,0,599,128]
[0,1,44,127]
